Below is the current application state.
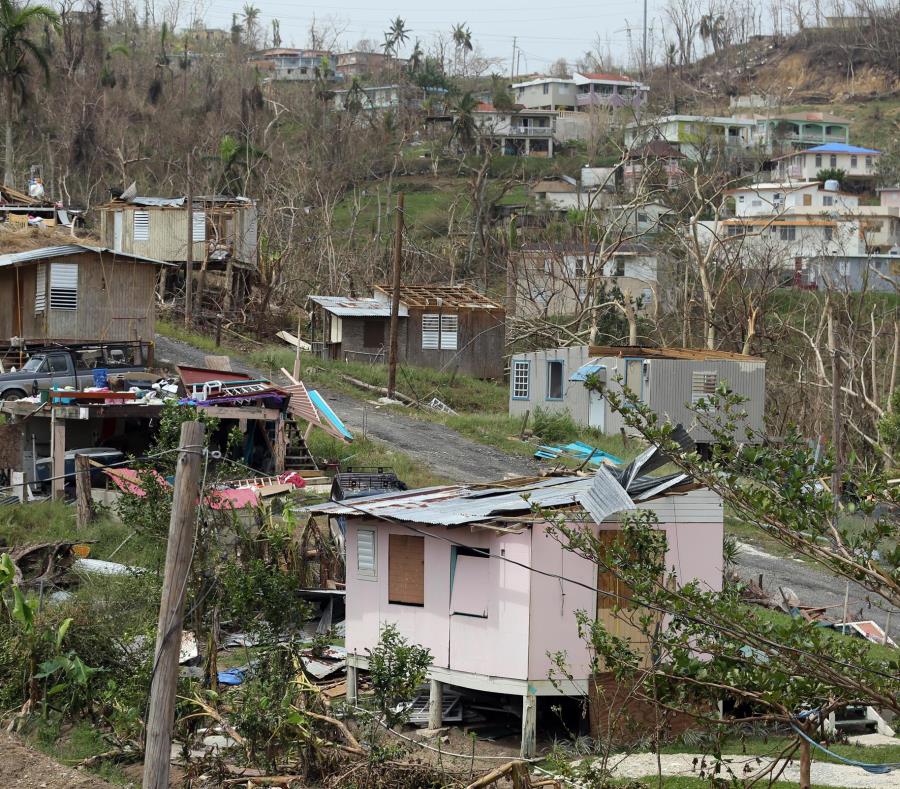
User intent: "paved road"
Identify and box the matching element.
[154,334,898,637]
[154,334,540,483]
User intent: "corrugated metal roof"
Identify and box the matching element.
[579,466,635,524]
[130,196,186,207]
[308,295,408,317]
[0,244,176,268]
[305,476,594,525]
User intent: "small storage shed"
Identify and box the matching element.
[308,470,723,756]
[0,244,174,343]
[508,345,766,446]
[308,284,506,379]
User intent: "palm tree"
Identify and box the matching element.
[242,4,261,48]
[451,23,473,74]
[408,39,423,72]
[388,16,409,51]
[450,91,479,152]
[0,0,59,186]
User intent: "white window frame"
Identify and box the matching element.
[439,314,458,350]
[357,528,377,579]
[421,314,440,349]
[49,262,78,311]
[512,360,530,400]
[691,370,718,405]
[35,263,46,312]
[133,210,150,241]
[192,210,206,242]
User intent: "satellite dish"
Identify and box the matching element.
[120,181,137,201]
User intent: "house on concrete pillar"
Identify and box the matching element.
[307,284,506,379]
[0,244,175,344]
[307,470,724,756]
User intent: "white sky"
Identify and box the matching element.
[199,1,669,71]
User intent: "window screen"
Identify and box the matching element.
[691,371,718,404]
[440,315,458,350]
[357,529,377,578]
[421,314,440,349]
[512,360,530,399]
[192,211,206,242]
[49,263,78,310]
[35,263,46,312]
[388,534,424,606]
[363,319,384,349]
[547,360,563,400]
[133,210,150,241]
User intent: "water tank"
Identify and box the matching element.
[824,179,840,192]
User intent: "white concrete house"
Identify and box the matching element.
[727,182,859,218]
[625,115,756,161]
[774,144,881,184]
[473,104,557,157]
[511,72,648,112]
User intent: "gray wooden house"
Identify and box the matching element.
[0,245,174,343]
[308,284,506,379]
[508,345,766,446]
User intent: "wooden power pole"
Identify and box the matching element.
[142,420,205,789]
[184,159,194,327]
[387,193,404,398]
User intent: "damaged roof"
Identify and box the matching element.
[308,296,409,318]
[0,244,177,268]
[374,283,504,311]
[588,345,764,362]
[306,471,694,526]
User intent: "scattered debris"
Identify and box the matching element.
[534,441,623,467]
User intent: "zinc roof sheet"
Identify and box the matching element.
[0,244,176,268]
[308,295,408,317]
[305,475,594,525]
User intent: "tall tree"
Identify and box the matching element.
[242,4,260,49]
[383,15,409,58]
[0,0,59,186]
[451,22,473,74]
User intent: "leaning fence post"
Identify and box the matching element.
[74,453,94,528]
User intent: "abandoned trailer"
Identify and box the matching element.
[307,283,507,379]
[0,244,175,343]
[307,467,724,757]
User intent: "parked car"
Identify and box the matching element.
[0,341,153,400]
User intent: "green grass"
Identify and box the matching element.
[29,720,131,784]
[306,430,448,488]
[0,500,165,568]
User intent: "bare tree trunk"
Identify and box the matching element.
[4,84,14,187]
[798,736,811,789]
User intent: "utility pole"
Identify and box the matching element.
[510,36,517,80]
[143,421,205,789]
[387,193,404,398]
[184,157,193,327]
[642,0,648,80]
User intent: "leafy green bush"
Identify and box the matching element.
[532,407,580,444]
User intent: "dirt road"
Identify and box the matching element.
[0,732,116,789]
[154,334,898,637]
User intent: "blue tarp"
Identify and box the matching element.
[569,363,606,382]
[535,441,622,466]
[309,389,354,442]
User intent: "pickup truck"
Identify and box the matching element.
[0,341,153,401]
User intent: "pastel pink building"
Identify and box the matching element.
[310,474,723,755]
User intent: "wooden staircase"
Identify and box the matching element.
[283,419,318,471]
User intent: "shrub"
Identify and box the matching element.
[532,407,580,444]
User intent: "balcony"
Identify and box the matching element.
[509,125,554,136]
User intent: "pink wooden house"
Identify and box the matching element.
[309,471,723,756]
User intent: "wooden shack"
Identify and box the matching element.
[308,284,506,379]
[0,244,174,343]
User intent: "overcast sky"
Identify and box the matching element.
[201,1,668,72]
